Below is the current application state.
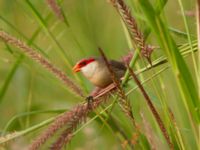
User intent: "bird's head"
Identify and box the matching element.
[73,58,96,73]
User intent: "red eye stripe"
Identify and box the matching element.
[78,58,95,67]
[85,58,95,64]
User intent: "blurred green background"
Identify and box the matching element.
[0,0,198,149]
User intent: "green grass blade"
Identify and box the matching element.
[139,0,200,123]
[169,27,188,38]
[155,0,168,14]
[143,0,168,38]
[25,0,73,69]
[177,0,199,80]
[2,109,66,135]
[0,16,48,57]
[0,55,23,103]
[0,117,55,144]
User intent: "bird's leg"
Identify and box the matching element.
[86,87,102,109]
[85,95,94,109]
[85,84,117,108]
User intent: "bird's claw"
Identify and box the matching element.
[85,96,93,109]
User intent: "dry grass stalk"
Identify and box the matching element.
[98,48,137,127]
[28,104,89,150]
[110,0,153,63]
[0,30,84,97]
[49,90,114,150]
[46,0,64,20]
[140,112,160,150]
[50,128,73,150]
[29,91,113,150]
[168,108,185,149]
[127,65,174,149]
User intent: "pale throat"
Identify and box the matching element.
[81,61,98,79]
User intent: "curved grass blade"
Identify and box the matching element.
[177,0,199,80]
[138,0,199,148]
[2,109,66,135]
[0,55,23,103]
[0,16,48,57]
[139,0,200,123]
[25,0,73,69]
[0,117,55,144]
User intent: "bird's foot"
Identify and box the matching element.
[85,96,94,109]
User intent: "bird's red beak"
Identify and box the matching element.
[72,64,81,72]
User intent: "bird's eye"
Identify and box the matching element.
[80,61,86,66]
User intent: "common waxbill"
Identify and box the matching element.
[73,57,126,88]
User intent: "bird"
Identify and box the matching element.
[73,57,127,88]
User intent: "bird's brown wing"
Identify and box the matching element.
[97,57,126,71]
[109,60,127,79]
[109,60,127,71]
[97,57,127,79]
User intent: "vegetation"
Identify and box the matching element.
[0,0,199,149]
